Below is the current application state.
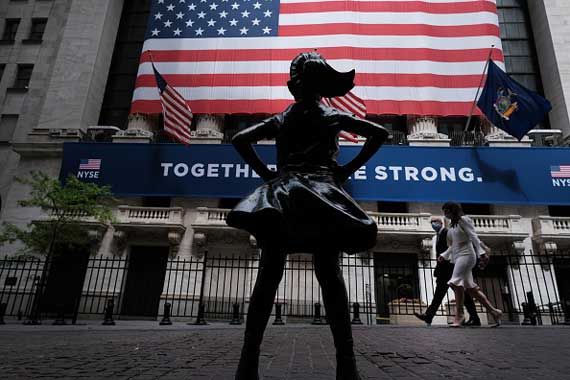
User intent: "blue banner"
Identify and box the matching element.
[60,143,570,205]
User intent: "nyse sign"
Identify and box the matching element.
[60,143,570,205]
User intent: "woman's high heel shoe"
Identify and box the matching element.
[490,309,503,327]
[450,316,465,328]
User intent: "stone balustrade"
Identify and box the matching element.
[470,215,516,231]
[533,216,570,249]
[116,206,184,225]
[368,212,432,233]
[194,207,230,226]
[467,214,527,246]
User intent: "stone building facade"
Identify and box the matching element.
[0,0,569,325]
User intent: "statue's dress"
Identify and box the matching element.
[226,101,377,254]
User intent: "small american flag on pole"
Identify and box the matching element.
[79,159,101,170]
[152,61,193,145]
[550,165,570,179]
[322,91,367,143]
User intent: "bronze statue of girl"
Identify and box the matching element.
[227,52,388,380]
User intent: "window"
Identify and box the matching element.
[27,18,47,41]
[377,201,408,213]
[13,64,33,89]
[219,198,240,209]
[548,206,570,217]
[0,115,19,142]
[460,203,492,216]
[2,19,20,42]
[141,197,171,207]
[99,0,152,129]
[497,0,544,95]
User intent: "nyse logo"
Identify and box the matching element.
[551,165,570,187]
[77,158,101,179]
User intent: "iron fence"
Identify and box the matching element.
[1,250,569,325]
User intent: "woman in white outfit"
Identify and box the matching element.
[439,202,503,327]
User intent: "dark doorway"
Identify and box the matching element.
[121,246,169,318]
[554,258,570,316]
[41,244,90,319]
[374,253,419,324]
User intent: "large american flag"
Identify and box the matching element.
[131,0,504,116]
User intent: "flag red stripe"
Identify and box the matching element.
[137,73,488,89]
[163,106,192,135]
[164,86,190,106]
[140,48,504,64]
[133,99,480,116]
[280,1,497,15]
[278,23,499,38]
[162,92,193,122]
[164,126,191,145]
[331,97,366,118]
[335,92,366,112]
[164,117,191,138]
[339,131,360,143]
[343,97,366,115]
[162,90,193,119]
[330,98,357,115]
[162,103,192,131]
[164,118,192,140]
[162,102,192,133]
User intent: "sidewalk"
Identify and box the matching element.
[1,321,569,379]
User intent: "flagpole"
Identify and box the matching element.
[463,45,495,132]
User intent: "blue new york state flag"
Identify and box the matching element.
[477,60,552,140]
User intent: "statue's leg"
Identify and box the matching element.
[235,245,287,380]
[314,252,361,380]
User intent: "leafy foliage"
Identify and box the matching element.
[0,171,114,255]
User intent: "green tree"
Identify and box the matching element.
[0,171,114,323]
[0,171,114,255]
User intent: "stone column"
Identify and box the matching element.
[484,121,532,147]
[527,1,570,140]
[31,0,125,134]
[406,116,450,146]
[191,115,224,144]
[112,113,156,143]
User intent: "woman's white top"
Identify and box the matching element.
[440,216,485,264]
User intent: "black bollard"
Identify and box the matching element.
[230,303,242,325]
[273,303,285,325]
[521,302,532,325]
[527,292,539,325]
[160,303,173,325]
[547,303,558,325]
[102,299,116,326]
[351,302,363,325]
[52,303,66,325]
[564,300,570,326]
[312,302,326,325]
[0,303,6,325]
[194,303,208,325]
[17,310,23,321]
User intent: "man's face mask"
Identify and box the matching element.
[431,222,442,231]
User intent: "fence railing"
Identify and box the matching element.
[449,130,486,146]
[1,250,569,325]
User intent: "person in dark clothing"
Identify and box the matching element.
[414,217,481,326]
